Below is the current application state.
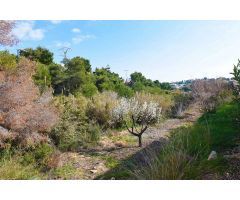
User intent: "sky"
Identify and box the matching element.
[2,20,240,82]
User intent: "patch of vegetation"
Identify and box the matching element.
[107,133,137,146]
[49,163,83,180]
[101,101,240,179]
[0,50,17,72]
[0,144,56,179]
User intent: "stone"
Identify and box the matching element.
[208,151,217,160]
[0,126,10,139]
[90,169,98,174]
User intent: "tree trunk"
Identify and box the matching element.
[138,135,142,147]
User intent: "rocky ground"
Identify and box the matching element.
[54,102,203,180]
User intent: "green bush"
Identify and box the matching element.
[51,95,101,151]
[115,83,134,98]
[81,83,98,97]
[33,63,52,92]
[0,51,17,72]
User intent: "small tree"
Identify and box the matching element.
[230,59,240,97]
[112,98,162,147]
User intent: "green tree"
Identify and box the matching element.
[33,63,51,92]
[64,57,95,95]
[94,67,131,97]
[19,47,54,65]
[130,72,147,84]
[132,81,144,92]
[231,59,240,98]
[231,59,240,84]
[48,63,66,94]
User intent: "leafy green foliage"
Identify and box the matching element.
[51,95,101,151]
[230,59,240,98]
[33,63,51,92]
[129,71,172,93]
[62,57,96,96]
[0,50,17,71]
[19,47,54,65]
[92,67,133,97]
[231,59,240,84]
[81,83,98,97]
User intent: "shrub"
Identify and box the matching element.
[190,79,231,111]
[0,50,17,72]
[33,63,52,93]
[134,91,174,116]
[87,91,119,129]
[0,57,59,148]
[171,92,193,117]
[51,95,100,151]
[115,83,134,98]
[81,83,98,97]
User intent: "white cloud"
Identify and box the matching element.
[72,34,95,44]
[72,28,81,33]
[54,41,71,48]
[50,20,62,24]
[13,21,45,41]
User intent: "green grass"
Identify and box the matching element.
[140,101,240,179]
[100,101,240,179]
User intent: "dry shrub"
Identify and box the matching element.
[171,91,193,117]
[191,79,232,111]
[87,91,119,128]
[0,57,59,148]
[134,91,174,116]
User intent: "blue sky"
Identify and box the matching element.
[2,20,240,82]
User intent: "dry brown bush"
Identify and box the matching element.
[190,79,232,111]
[0,58,59,148]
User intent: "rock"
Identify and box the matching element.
[0,126,9,137]
[90,169,98,174]
[94,163,107,172]
[111,177,115,180]
[208,151,217,160]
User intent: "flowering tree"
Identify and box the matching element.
[0,20,18,46]
[112,98,162,147]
